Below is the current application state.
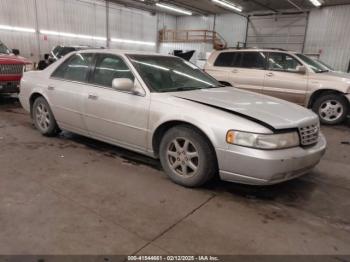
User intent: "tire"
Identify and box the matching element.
[312,94,349,125]
[32,97,59,136]
[159,125,217,187]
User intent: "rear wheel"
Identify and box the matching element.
[159,125,217,187]
[32,97,59,136]
[312,94,349,125]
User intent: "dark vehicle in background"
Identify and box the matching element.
[49,45,91,63]
[0,40,31,94]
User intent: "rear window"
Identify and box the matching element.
[214,52,235,67]
[51,53,94,82]
[214,51,266,69]
[241,52,266,69]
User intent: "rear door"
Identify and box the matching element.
[206,51,266,93]
[232,51,266,93]
[83,53,150,151]
[48,53,94,134]
[263,52,307,105]
[205,51,236,86]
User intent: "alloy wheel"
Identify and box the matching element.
[35,102,51,132]
[319,100,344,122]
[167,138,199,177]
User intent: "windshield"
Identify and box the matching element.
[316,60,334,71]
[296,54,329,73]
[128,55,221,92]
[0,41,10,54]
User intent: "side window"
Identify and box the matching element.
[232,52,242,67]
[241,52,266,69]
[214,52,236,67]
[51,53,93,82]
[91,55,134,87]
[268,53,301,72]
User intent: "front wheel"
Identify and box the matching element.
[159,125,217,187]
[312,94,349,125]
[32,97,60,136]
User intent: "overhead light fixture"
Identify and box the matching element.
[212,0,242,12]
[309,0,322,7]
[40,30,106,41]
[111,38,156,46]
[156,3,192,15]
[0,24,35,33]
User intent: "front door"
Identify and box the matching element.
[263,52,308,105]
[83,54,150,152]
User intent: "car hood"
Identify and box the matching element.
[0,53,31,64]
[312,71,350,82]
[172,87,318,130]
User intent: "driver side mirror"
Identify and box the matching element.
[296,65,307,74]
[12,49,20,56]
[112,78,135,93]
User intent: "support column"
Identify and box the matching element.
[106,0,110,48]
[34,0,41,61]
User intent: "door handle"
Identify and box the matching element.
[88,94,98,100]
[266,72,274,77]
[232,69,238,73]
[47,86,55,91]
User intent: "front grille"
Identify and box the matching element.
[0,64,24,75]
[0,81,20,93]
[0,81,20,86]
[299,123,320,146]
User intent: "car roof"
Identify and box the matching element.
[57,45,91,48]
[77,48,173,57]
[213,48,298,54]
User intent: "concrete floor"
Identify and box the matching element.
[0,95,350,255]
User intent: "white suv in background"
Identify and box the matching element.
[204,49,350,125]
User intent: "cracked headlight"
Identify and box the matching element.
[226,130,300,150]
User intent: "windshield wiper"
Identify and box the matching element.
[316,69,329,73]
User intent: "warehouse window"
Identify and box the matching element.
[91,55,134,88]
[268,53,301,72]
[241,52,266,69]
[51,53,93,82]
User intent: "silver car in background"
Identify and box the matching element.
[205,49,350,125]
[19,50,326,187]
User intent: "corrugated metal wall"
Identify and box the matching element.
[0,0,37,59]
[215,13,247,47]
[37,0,107,54]
[247,14,308,52]
[109,4,157,51]
[0,0,158,62]
[304,5,350,71]
[2,0,350,71]
[158,13,247,63]
[176,16,215,30]
[157,13,176,30]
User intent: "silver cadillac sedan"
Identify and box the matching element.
[19,50,326,187]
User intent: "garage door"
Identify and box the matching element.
[247,13,308,52]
